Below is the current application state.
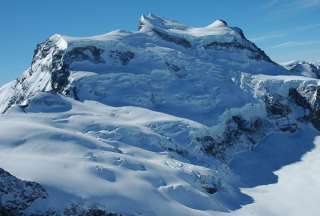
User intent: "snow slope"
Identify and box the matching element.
[1,83,319,215]
[230,129,320,216]
[0,94,235,215]
[1,14,320,216]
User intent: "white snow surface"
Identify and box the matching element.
[0,95,232,215]
[0,90,319,215]
[139,14,247,46]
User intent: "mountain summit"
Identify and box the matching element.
[0,15,320,216]
[0,14,283,120]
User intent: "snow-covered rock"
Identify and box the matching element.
[0,168,47,214]
[284,60,320,78]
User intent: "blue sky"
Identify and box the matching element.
[0,0,319,85]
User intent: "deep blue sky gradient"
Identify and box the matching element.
[0,0,319,85]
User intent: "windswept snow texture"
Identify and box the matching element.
[1,14,320,216]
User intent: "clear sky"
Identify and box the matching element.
[0,0,319,85]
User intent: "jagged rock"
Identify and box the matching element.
[0,168,48,213]
[32,36,70,92]
[289,85,320,130]
[264,94,291,117]
[197,116,264,159]
[67,46,105,64]
[63,204,121,216]
[289,88,311,110]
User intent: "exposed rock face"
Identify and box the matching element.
[152,28,192,48]
[289,85,320,130]
[0,168,47,214]
[196,78,320,160]
[264,94,291,117]
[196,86,319,159]
[264,94,298,133]
[63,204,121,216]
[0,168,126,216]
[67,46,105,64]
[32,35,70,92]
[196,115,265,160]
[1,35,69,113]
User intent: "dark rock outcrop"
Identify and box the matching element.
[203,186,218,194]
[32,38,70,92]
[289,85,320,130]
[67,46,105,64]
[0,168,48,213]
[196,116,264,159]
[264,94,291,117]
[152,28,192,48]
[63,204,122,216]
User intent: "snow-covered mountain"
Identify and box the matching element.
[0,14,286,118]
[284,60,320,78]
[1,14,320,216]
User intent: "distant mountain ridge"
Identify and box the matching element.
[283,60,320,78]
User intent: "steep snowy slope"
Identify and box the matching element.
[1,15,320,216]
